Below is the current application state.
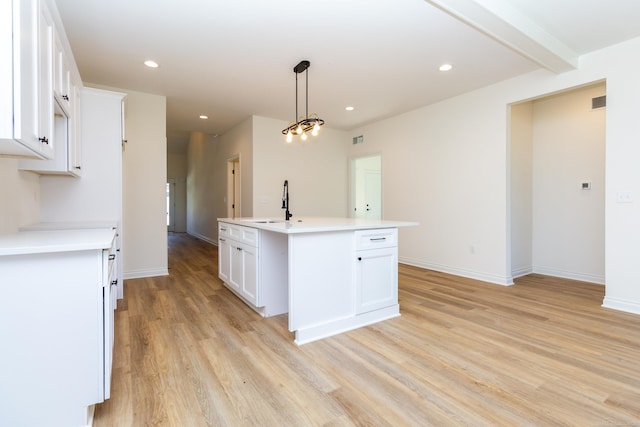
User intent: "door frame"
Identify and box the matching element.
[227,155,241,218]
[349,153,382,219]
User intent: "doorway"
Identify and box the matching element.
[509,82,605,284]
[227,156,241,218]
[166,179,175,232]
[351,154,382,219]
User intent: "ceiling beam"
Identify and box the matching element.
[425,0,578,73]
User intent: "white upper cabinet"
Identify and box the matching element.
[3,0,82,166]
[18,0,83,174]
[0,0,54,159]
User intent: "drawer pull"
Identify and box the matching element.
[108,254,116,260]
[220,238,226,242]
[220,227,227,231]
[370,237,387,242]
[111,279,118,286]
[358,257,362,261]
[237,247,243,251]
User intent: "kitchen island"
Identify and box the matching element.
[217,217,417,344]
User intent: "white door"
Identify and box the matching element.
[351,155,382,219]
[227,157,241,218]
[364,170,381,219]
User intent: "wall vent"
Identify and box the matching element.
[352,135,364,145]
[592,95,606,110]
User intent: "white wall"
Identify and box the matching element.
[119,89,168,279]
[186,116,349,244]
[348,91,512,285]
[252,116,349,219]
[0,159,40,234]
[509,102,533,277]
[348,36,640,315]
[187,117,253,244]
[531,84,606,283]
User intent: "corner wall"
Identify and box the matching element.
[120,89,168,278]
[186,117,253,244]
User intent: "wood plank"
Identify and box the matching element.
[92,233,640,426]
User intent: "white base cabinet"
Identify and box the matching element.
[218,222,288,317]
[354,229,398,314]
[217,219,412,344]
[0,228,116,427]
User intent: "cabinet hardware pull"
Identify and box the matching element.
[358,257,362,261]
[220,227,227,231]
[220,238,226,242]
[62,94,69,101]
[111,280,118,285]
[370,237,386,241]
[237,247,242,251]
[108,254,116,260]
[39,136,49,144]
[75,166,81,169]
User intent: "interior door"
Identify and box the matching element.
[352,155,382,219]
[227,157,241,218]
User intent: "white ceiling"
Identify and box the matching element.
[54,0,640,152]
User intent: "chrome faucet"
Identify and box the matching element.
[282,180,292,221]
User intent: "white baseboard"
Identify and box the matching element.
[602,296,640,315]
[399,257,514,286]
[511,266,533,279]
[123,268,169,280]
[186,231,217,246]
[533,266,605,285]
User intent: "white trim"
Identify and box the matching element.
[294,305,400,345]
[533,266,605,285]
[123,268,169,280]
[399,257,514,286]
[186,231,217,246]
[602,296,640,315]
[511,266,533,279]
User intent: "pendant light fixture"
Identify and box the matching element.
[282,60,324,143]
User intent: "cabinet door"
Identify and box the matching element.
[355,247,398,314]
[228,240,243,294]
[0,0,47,157]
[241,243,259,306]
[37,0,54,157]
[218,237,231,283]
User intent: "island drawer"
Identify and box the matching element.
[355,228,397,250]
[219,222,259,247]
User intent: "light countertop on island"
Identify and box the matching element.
[217,217,418,234]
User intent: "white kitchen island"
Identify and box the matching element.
[217,217,417,344]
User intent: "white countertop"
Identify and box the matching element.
[218,217,418,234]
[19,221,117,231]
[0,228,116,256]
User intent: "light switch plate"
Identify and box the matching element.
[616,191,633,203]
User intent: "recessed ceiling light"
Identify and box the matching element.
[439,63,453,72]
[199,115,208,119]
[345,106,354,111]
[144,60,159,68]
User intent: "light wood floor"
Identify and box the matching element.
[94,233,640,426]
